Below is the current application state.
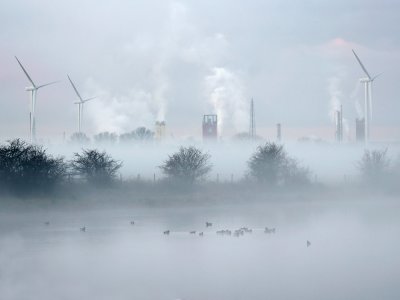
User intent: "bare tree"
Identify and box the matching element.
[159,146,212,184]
[70,132,90,145]
[71,149,122,185]
[248,143,287,184]
[282,157,311,186]
[248,142,310,186]
[357,149,390,183]
[0,139,67,192]
[94,132,118,145]
[120,127,154,143]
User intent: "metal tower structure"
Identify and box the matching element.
[249,98,255,139]
[335,105,343,143]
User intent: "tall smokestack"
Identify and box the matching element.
[335,105,343,143]
[277,123,282,142]
[155,121,166,141]
[249,98,255,139]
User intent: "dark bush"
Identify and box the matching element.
[0,139,67,193]
[357,149,390,184]
[71,149,122,185]
[248,142,310,186]
[94,132,118,145]
[70,132,90,145]
[120,127,154,143]
[159,146,212,184]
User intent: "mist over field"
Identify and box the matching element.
[44,140,399,184]
[1,138,400,299]
[1,195,400,300]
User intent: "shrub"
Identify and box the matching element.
[71,149,122,185]
[70,132,90,145]
[248,142,310,186]
[0,139,67,193]
[120,127,154,143]
[94,132,118,145]
[159,146,212,184]
[357,149,390,184]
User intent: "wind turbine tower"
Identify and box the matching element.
[15,57,58,142]
[352,49,381,145]
[67,75,96,134]
[249,98,255,139]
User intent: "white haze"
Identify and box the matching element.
[1,198,400,300]
[44,141,400,184]
[1,0,400,140]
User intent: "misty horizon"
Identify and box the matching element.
[1,1,400,142]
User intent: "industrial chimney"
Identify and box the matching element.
[202,115,218,141]
[335,105,343,143]
[249,98,255,139]
[277,123,282,142]
[155,121,166,141]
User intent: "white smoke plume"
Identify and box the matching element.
[328,76,350,138]
[84,78,159,134]
[205,67,248,135]
[350,79,363,118]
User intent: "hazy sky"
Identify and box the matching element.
[1,0,399,140]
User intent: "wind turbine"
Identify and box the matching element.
[352,49,381,144]
[15,56,58,142]
[67,75,96,133]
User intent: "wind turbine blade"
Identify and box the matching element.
[352,49,372,80]
[15,56,36,87]
[83,97,96,103]
[372,72,383,81]
[36,81,59,89]
[67,75,83,102]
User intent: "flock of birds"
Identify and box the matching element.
[44,220,311,247]
[162,222,277,237]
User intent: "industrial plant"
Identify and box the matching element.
[202,114,218,141]
[7,47,392,146]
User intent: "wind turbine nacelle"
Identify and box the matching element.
[25,86,35,91]
[359,78,370,83]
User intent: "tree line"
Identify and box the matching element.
[70,127,155,145]
[0,138,397,195]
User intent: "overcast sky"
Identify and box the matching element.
[1,0,399,141]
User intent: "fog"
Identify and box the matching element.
[2,137,400,299]
[2,0,400,298]
[1,196,400,300]
[45,140,400,183]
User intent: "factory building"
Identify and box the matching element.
[202,115,218,140]
[155,121,166,140]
